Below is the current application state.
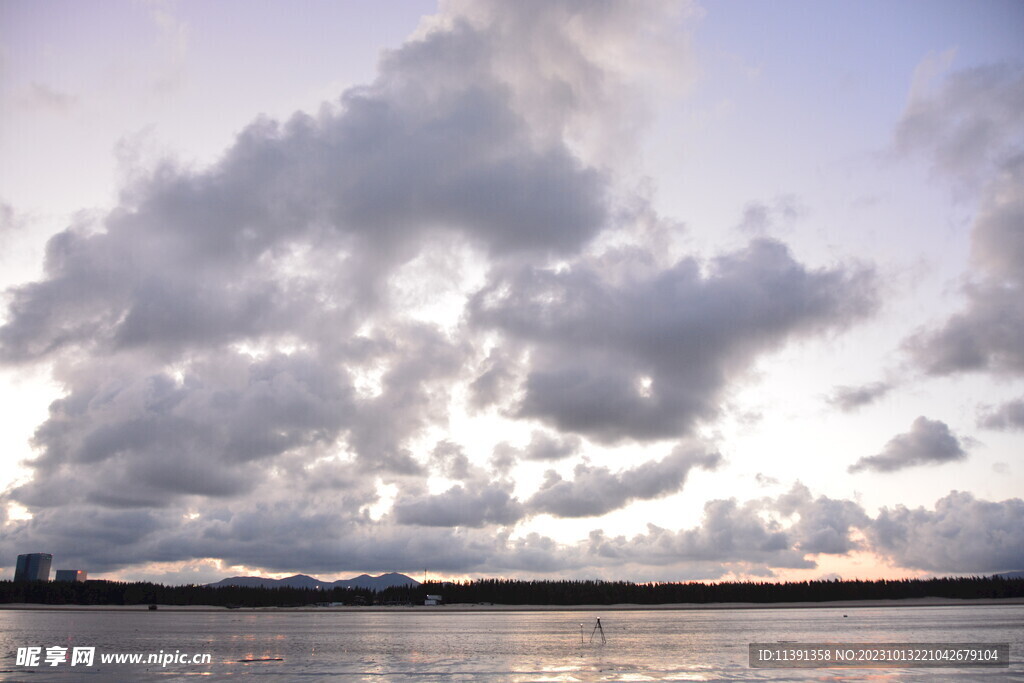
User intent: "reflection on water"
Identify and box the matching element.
[0,604,1020,681]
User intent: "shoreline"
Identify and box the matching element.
[2,596,1022,613]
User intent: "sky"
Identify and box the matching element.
[0,0,1022,586]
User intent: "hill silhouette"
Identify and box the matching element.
[206,572,419,591]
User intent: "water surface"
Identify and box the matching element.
[1,604,1021,681]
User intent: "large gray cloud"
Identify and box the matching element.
[0,84,607,365]
[0,0,916,582]
[391,442,720,527]
[0,0,693,578]
[393,482,524,528]
[12,351,354,509]
[908,156,1024,375]
[472,238,876,442]
[774,484,870,555]
[867,491,1024,573]
[848,416,967,474]
[586,484,870,573]
[3,477,1020,578]
[899,65,1024,377]
[0,0,629,486]
[528,445,721,518]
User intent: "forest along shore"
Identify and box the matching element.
[3,596,1024,612]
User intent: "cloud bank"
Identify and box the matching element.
[0,1,1018,582]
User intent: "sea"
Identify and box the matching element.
[0,604,1021,681]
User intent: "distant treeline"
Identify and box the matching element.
[2,575,1022,607]
[419,576,1024,605]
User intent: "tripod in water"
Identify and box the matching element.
[588,617,606,644]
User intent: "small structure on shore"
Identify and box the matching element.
[424,594,443,606]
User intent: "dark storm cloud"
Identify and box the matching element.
[527,445,721,518]
[848,416,967,474]
[867,491,1024,573]
[472,238,876,442]
[827,381,892,412]
[978,397,1024,431]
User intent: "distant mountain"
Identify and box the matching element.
[207,572,419,590]
[993,570,1024,579]
[335,573,420,590]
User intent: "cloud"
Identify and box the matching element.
[867,491,1024,573]
[2,478,1018,578]
[895,61,1024,188]
[908,155,1024,376]
[735,195,803,236]
[8,1,981,584]
[11,351,356,510]
[774,484,869,555]
[898,64,1024,378]
[848,416,967,474]
[491,431,582,470]
[473,238,876,442]
[586,496,811,571]
[827,381,892,412]
[978,397,1024,431]
[393,482,524,528]
[523,431,582,461]
[0,0,653,508]
[1,1,631,367]
[527,444,721,518]
[0,0,705,578]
